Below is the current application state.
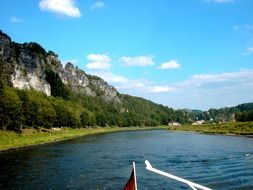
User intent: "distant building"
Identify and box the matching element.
[168,122,181,126]
[192,120,205,125]
[52,127,61,131]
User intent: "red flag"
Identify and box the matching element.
[124,162,137,190]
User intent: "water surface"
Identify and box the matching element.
[0,130,253,189]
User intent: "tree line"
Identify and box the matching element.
[235,111,253,122]
[188,103,253,123]
[2,79,252,132]
[0,84,192,131]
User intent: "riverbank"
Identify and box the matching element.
[0,126,167,152]
[168,122,253,136]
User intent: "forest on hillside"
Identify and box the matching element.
[0,85,192,131]
[189,103,253,123]
[1,80,252,132]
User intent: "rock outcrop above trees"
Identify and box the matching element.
[0,30,119,102]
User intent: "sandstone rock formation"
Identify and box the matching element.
[0,31,119,102]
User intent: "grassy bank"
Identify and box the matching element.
[168,122,253,136]
[0,126,167,152]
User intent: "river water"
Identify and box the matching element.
[0,130,253,190]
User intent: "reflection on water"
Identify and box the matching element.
[0,130,253,189]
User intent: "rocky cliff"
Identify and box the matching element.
[0,31,119,102]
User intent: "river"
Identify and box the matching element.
[0,130,253,189]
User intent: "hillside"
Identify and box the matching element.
[187,103,253,123]
[0,30,191,130]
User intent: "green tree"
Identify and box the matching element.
[54,103,69,127]
[36,103,56,128]
[0,87,22,130]
[96,113,106,127]
[88,113,96,126]
[66,108,79,128]
[80,110,90,127]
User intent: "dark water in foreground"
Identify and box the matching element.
[0,130,253,190]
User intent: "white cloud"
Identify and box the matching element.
[147,86,175,93]
[91,71,128,83]
[119,56,154,67]
[157,59,181,70]
[86,70,147,90]
[117,79,147,90]
[166,69,253,109]
[177,69,253,88]
[85,54,173,95]
[91,1,105,10]
[244,47,253,55]
[88,69,175,95]
[10,16,22,23]
[116,79,173,94]
[85,54,111,70]
[39,0,81,18]
[206,0,234,3]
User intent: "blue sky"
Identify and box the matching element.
[1,0,253,110]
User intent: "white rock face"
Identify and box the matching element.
[58,62,90,88]
[11,67,30,89]
[11,66,51,96]
[1,31,120,102]
[52,62,120,102]
[28,73,51,96]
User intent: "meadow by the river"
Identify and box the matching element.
[168,122,253,136]
[0,126,167,152]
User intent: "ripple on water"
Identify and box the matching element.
[0,130,253,190]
